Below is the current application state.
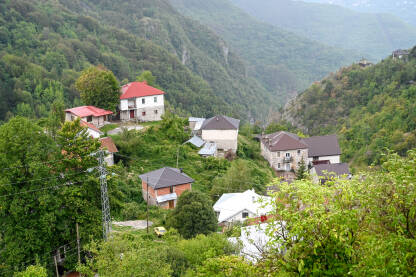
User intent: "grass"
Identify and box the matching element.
[100,123,119,133]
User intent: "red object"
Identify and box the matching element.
[130,110,135,119]
[99,137,118,153]
[80,120,101,133]
[120,82,165,100]
[65,106,113,117]
[260,215,267,222]
[312,160,330,165]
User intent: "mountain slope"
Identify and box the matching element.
[170,0,360,100]
[232,0,416,60]
[304,0,416,26]
[0,0,276,122]
[283,47,416,167]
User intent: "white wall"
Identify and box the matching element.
[308,155,340,164]
[120,99,128,110]
[202,129,238,151]
[86,128,101,139]
[226,210,256,223]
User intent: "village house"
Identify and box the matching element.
[99,137,118,166]
[213,189,272,226]
[139,167,194,209]
[392,49,410,60]
[260,131,342,181]
[201,115,240,153]
[358,58,373,68]
[65,106,113,128]
[188,117,205,135]
[310,163,351,184]
[119,81,165,122]
[80,120,103,138]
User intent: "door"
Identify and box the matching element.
[130,110,135,119]
[169,200,174,209]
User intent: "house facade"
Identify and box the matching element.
[99,137,118,166]
[201,115,240,153]
[139,167,193,209]
[80,120,103,139]
[65,106,113,128]
[119,81,165,122]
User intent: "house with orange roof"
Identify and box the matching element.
[119,81,165,122]
[65,106,113,128]
[99,137,118,166]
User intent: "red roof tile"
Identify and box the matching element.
[99,137,118,153]
[120,82,165,100]
[65,106,113,118]
[80,120,102,134]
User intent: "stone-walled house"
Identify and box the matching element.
[201,115,240,153]
[65,106,113,128]
[119,81,165,122]
[139,167,194,209]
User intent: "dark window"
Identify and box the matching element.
[277,151,280,157]
[154,110,158,114]
[142,111,146,116]
[142,98,145,104]
[87,116,92,122]
[277,163,281,168]
[286,152,290,157]
[170,186,173,193]
[154,97,157,103]
[297,150,301,155]
[242,212,249,218]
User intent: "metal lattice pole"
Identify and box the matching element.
[98,150,111,240]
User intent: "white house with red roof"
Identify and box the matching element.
[119,81,165,122]
[65,106,113,128]
[80,120,103,139]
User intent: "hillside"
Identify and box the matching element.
[283,47,416,167]
[231,0,416,60]
[0,0,277,122]
[170,0,360,101]
[304,0,416,26]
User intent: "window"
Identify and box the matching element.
[297,150,301,155]
[242,212,249,218]
[154,96,157,103]
[87,116,92,122]
[286,152,291,158]
[170,186,173,193]
[142,111,146,116]
[277,163,281,168]
[154,110,158,114]
[277,151,280,157]
[142,98,145,104]
[286,164,291,171]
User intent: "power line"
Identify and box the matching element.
[0,181,85,199]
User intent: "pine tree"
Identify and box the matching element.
[296,158,307,180]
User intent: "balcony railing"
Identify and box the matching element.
[283,156,293,163]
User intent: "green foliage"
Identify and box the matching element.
[75,66,120,112]
[13,265,47,277]
[189,255,258,277]
[295,158,307,180]
[168,191,217,239]
[232,0,416,60]
[286,52,416,166]
[136,70,157,87]
[262,150,416,276]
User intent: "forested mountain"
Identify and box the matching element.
[304,0,416,26]
[170,0,360,101]
[231,0,416,60]
[0,0,278,123]
[283,47,416,167]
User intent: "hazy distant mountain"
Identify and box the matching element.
[232,0,416,60]
[303,0,416,26]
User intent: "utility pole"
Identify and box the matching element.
[146,176,149,234]
[76,222,80,264]
[98,150,111,240]
[53,255,59,277]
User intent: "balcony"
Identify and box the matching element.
[283,156,293,163]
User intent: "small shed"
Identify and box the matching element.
[198,142,217,157]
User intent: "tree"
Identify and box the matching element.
[189,256,258,277]
[295,158,307,180]
[169,191,217,239]
[136,70,157,87]
[75,66,120,112]
[13,265,47,277]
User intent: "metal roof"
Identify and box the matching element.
[65,106,113,117]
[156,193,177,203]
[302,135,341,157]
[139,167,194,189]
[201,115,240,130]
[198,142,217,156]
[186,136,205,148]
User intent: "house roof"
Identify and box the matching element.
[213,189,273,223]
[186,136,205,148]
[80,120,103,134]
[302,135,341,157]
[120,81,165,100]
[262,131,308,151]
[139,167,194,189]
[313,163,350,177]
[198,142,217,156]
[201,115,240,130]
[65,106,113,117]
[189,117,205,122]
[99,137,118,153]
[393,49,410,55]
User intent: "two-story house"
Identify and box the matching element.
[261,131,342,181]
[119,81,165,122]
[139,167,194,209]
[65,106,113,128]
[201,115,240,153]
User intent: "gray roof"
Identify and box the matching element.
[186,136,205,148]
[313,163,350,177]
[302,135,341,157]
[201,115,240,130]
[139,167,194,189]
[198,142,217,156]
[263,131,308,151]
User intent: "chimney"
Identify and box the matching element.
[179,168,183,173]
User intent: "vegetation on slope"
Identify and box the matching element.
[232,0,416,60]
[170,0,360,100]
[0,0,276,123]
[284,46,416,166]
